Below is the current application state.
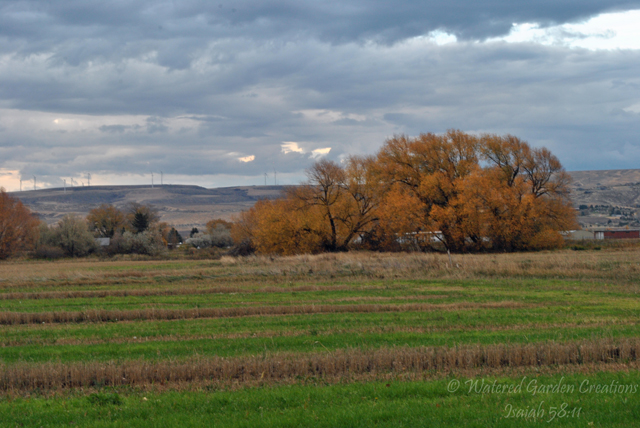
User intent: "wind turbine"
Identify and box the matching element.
[33,176,36,191]
[264,173,267,186]
[87,173,91,187]
[151,172,154,189]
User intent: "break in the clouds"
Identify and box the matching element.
[1,1,640,191]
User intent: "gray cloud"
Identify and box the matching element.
[4,1,640,47]
[1,1,640,190]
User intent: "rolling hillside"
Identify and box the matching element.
[11,185,286,234]
[9,169,640,233]
[569,169,640,208]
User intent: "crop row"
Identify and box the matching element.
[2,338,638,391]
[0,301,528,325]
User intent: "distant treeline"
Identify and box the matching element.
[0,194,232,259]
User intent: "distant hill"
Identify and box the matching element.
[11,185,287,235]
[568,169,640,208]
[10,169,640,233]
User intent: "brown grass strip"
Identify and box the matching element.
[1,338,638,392]
[0,301,526,325]
[0,284,361,301]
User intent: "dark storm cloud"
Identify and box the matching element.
[3,1,640,46]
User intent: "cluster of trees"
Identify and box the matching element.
[0,130,577,259]
[232,131,577,254]
[0,189,234,259]
[185,219,234,249]
[36,202,168,257]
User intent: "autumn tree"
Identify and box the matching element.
[0,189,40,259]
[233,130,577,255]
[283,157,381,253]
[232,198,322,255]
[375,130,481,252]
[230,204,260,255]
[470,134,577,250]
[335,155,381,247]
[87,204,125,238]
[291,159,345,251]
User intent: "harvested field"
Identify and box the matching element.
[1,247,640,425]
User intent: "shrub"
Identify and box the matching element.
[109,230,164,256]
[185,232,213,249]
[41,215,97,257]
[209,224,233,247]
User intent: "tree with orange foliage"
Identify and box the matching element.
[470,134,577,251]
[0,188,40,259]
[87,204,125,238]
[291,159,346,251]
[375,130,576,252]
[231,198,322,255]
[375,130,481,252]
[233,130,576,255]
[290,157,381,252]
[232,158,381,255]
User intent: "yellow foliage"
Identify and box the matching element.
[234,130,577,254]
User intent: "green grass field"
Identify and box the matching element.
[1,249,639,426]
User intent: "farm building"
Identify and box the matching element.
[593,229,640,240]
[563,230,595,240]
[95,237,111,246]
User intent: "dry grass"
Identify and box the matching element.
[2,338,638,392]
[0,245,640,292]
[2,246,640,289]
[246,248,640,285]
[0,301,529,325]
[0,284,362,301]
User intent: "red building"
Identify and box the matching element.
[594,229,640,240]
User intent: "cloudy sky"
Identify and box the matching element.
[1,0,640,191]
